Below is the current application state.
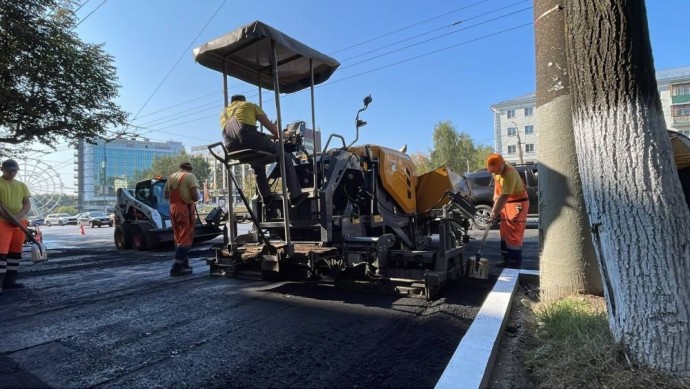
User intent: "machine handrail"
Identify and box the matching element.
[207,142,230,165]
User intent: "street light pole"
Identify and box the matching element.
[511,121,525,164]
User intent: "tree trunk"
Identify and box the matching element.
[565,0,690,375]
[534,0,603,300]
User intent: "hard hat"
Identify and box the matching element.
[486,153,504,173]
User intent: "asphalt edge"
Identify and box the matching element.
[435,268,538,389]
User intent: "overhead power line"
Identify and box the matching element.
[330,0,490,55]
[339,6,532,70]
[340,0,529,63]
[74,0,107,28]
[127,0,500,127]
[126,0,528,127]
[126,0,228,125]
[131,21,532,140]
[74,0,92,14]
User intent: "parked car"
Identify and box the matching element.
[27,217,45,227]
[465,163,539,229]
[45,213,78,226]
[77,211,114,228]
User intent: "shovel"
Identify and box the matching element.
[0,203,48,263]
[469,219,493,279]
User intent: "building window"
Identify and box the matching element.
[680,130,690,137]
[672,83,690,96]
[525,144,535,152]
[507,109,515,118]
[524,107,533,116]
[673,104,690,117]
[507,145,517,154]
[524,125,534,134]
[507,127,517,136]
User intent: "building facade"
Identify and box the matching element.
[490,66,690,164]
[76,138,184,212]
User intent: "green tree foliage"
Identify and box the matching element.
[428,121,492,174]
[0,0,128,156]
[54,205,77,215]
[410,152,434,175]
[132,152,211,184]
[473,145,495,173]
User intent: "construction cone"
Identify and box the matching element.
[80,223,85,236]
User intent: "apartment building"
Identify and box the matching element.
[490,66,690,164]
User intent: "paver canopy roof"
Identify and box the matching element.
[193,20,340,94]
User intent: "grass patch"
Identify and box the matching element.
[522,296,688,388]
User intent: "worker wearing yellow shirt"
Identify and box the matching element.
[487,154,529,268]
[220,94,308,208]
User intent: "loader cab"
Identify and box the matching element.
[134,179,170,219]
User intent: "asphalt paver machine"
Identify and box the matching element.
[194,21,483,299]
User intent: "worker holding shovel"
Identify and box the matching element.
[0,159,32,295]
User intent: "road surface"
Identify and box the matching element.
[1,225,537,388]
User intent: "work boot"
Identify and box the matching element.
[2,270,24,290]
[182,258,193,272]
[170,264,192,277]
[506,248,523,269]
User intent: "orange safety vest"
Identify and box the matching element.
[169,173,194,247]
[494,166,529,249]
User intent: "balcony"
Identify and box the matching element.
[673,116,690,126]
[672,95,690,105]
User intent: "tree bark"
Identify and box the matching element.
[565,0,690,375]
[534,0,603,300]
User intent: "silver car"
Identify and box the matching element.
[77,211,114,228]
[45,213,77,226]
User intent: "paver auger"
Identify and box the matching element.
[194,21,485,299]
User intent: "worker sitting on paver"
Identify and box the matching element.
[220,94,308,208]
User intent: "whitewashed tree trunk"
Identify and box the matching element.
[534,0,603,301]
[565,0,690,375]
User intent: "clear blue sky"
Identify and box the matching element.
[36,0,690,193]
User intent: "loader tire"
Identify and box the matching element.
[114,225,132,250]
[131,224,149,251]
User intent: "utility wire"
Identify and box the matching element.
[339,7,532,70]
[126,1,502,127]
[330,23,532,85]
[330,0,490,55]
[126,0,228,126]
[340,0,528,63]
[131,21,532,139]
[130,7,530,133]
[74,0,107,28]
[74,0,92,13]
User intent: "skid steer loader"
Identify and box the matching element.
[112,178,225,251]
[193,21,485,299]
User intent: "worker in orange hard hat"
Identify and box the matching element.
[486,153,529,268]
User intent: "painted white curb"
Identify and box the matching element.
[436,268,539,389]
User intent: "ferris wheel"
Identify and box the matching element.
[16,159,64,217]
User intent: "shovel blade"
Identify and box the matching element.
[31,243,48,263]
